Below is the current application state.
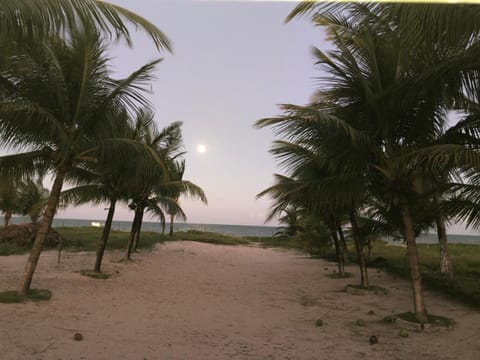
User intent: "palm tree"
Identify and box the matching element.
[123,110,178,259]
[159,163,208,240]
[167,160,186,236]
[123,112,207,259]
[274,205,303,238]
[0,0,171,51]
[0,29,161,295]
[256,125,370,286]
[60,110,146,272]
[257,171,348,277]
[18,176,50,223]
[0,175,20,226]
[263,3,480,321]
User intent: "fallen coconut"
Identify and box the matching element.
[356,319,366,327]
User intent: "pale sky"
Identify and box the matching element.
[58,0,324,226]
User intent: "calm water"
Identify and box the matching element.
[387,233,480,245]
[11,217,480,243]
[11,217,277,238]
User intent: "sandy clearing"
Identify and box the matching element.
[0,241,479,360]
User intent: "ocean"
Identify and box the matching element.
[406,233,479,245]
[11,217,278,238]
[10,217,480,243]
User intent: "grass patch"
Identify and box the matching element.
[0,227,256,257]
[0,243,29,256]
[346,284,390,295]
[0,227,166,256]
[326,271,354,279]
[79,270,111,279]
[250,236,303,250]
[363,241,480,309]
[56,227,165,252]
[169,230,250,245]
[0,289,51,303]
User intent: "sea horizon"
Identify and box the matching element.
[10,217,480,244]
[11,216,279,238]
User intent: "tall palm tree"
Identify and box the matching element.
[60,110,146,272]
[124,112,207,259]
[167,160,186,236]
[0,29,161,295]
[123,110,178,259]
[256,126,370,286]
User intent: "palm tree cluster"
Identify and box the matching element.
[258,2,480,322]
[0,174,50,226]
[0,1,206,296]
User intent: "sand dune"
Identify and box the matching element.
[0,241,478,360]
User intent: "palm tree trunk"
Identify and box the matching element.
[349,209,369,288]
[94,198,117,273]
[337,225,348,254]
[433,192,453,279]
[4,210,12,227]
[132,207,144,252]
[57,236,64,264]
[399,200,428,323]
[169,213,174,236]
[18,165,67,295]
[126,207,142,259]
[329,223,345,276]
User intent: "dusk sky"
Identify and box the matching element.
[59,0,324,226]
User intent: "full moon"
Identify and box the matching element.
[197,144,207,153]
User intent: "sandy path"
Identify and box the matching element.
[0,241,478,360]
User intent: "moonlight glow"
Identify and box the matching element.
[197,144,207,153]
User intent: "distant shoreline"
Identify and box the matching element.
[10,217,278,238]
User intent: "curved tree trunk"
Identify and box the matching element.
[132,207,144,252]
[349,209,369,288]
[399,200,428,323]
[94,198,117,273]
[18,165,67,295]
[169,213,174,236]
[434,192,453,279]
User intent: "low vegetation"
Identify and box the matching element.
[364,241,480,309]
[79,270,111,279]
[169,230,250,245]
[248,235,304,250]
[0,227,250,256]
[56,227,165,252]
[0,289,52,303]
[253,234,480,309]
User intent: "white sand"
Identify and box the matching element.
[0,241,479,360]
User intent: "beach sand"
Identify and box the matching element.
[0,241,478,360]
